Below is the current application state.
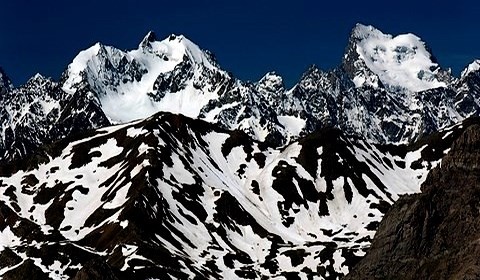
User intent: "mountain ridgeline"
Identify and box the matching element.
[1,24,480,162]
[0,24,480,279]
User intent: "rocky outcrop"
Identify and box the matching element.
[344,121,480,280]
[72,258,119,280]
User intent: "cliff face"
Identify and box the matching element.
[344,122,480,280]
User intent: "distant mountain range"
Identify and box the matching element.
[2,23,480,162]
[0,24,479,279]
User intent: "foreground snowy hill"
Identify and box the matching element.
[1,24,480,162]
[0,112,467,279]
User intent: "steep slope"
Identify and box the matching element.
[455,60,480,117]
[0,112,458,279]
[344,118,480,280]
[0,73,110,162]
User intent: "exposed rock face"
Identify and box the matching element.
[72,258,119,280]
[2,259,50,280]
[0,73,110,162]
[344,119,480,280]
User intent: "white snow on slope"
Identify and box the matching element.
[461,59,480,78]
[278,115,306,136]
[63,33,226,123]
[352,24,446,92]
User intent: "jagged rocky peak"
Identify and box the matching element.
[294,64,339,93]
[170,34,223,69]
[139,30,157,48]
[137,31,220,70]
[461,59,480,78]
[256,71,285,93]
[19,73,59,100]
[455,60,480,116]
[298,64,326,85]
[25,73,53,86]
[343,23,447,92]
[350,23,385,41]
[302,64,323,77]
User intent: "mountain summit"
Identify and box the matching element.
[344,23,446,92]
[62,31,228,123]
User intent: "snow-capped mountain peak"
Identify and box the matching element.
[350,23,385,41]
[60,32,231,125]
[346,23,446,92]
[62,42,108,92]
[26,73,51,85]
[461,59,480,78]
[137,32,220,71]
[256,71,285,93]
[139,30,158,48]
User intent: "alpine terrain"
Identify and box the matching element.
[0,23,479,279]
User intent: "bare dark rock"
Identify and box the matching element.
[72,258,119,280]
[2,259,50,280]
[0,248,22,270]
[344,123,480,280]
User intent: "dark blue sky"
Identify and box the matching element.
[1,0,478,87]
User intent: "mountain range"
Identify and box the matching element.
[0,23,480,279]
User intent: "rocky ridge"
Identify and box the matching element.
[1,24,480,162]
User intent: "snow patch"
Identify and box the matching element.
[278,115,306,136]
